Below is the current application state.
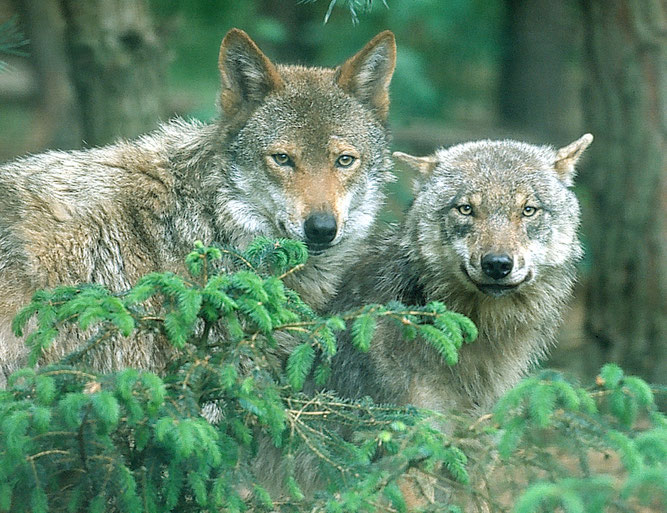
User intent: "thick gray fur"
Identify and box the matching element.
[327,135,593,418]
[0,29,397,384]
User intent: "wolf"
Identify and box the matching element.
[0,29,397,385]
[327,134,593,417]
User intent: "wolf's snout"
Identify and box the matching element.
[481,253,513,280]
[304,212,337,245]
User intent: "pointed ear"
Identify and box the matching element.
[554,133,593,185]
[218,29,284,118]
[393,151,437,176]
[336,31,396,121]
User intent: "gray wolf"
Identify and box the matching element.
[0,29,396,384]
[328,134,593,417]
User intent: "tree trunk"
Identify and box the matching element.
[59,0,165,146]
[580,0,666,384]
[13,0,84,150]
[498,0,579,142]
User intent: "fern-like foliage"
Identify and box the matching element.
[486,367,666,513]
[3,240,664,512]
[2,239,476,512]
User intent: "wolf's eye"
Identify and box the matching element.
[522,206,539,217]
[336,155,356,168]
[272,153,293,166]
[457,204,473,216]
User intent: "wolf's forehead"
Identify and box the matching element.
[252,91,375,147]
[432,164,551,204]
[452,152,546,175]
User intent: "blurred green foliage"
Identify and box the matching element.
[149,0,506,128]
[0,16,28,71]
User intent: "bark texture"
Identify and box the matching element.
[14,0,83,149]
[580,0,666,384]
[60,0,165,146]
[499,0,578,141]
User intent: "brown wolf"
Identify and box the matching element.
[0,29,396,384]
[327,134,593,417]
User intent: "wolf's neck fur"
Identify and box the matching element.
[379,222,577,410]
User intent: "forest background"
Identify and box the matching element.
[0,0,664,395]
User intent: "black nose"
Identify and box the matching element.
[481,253,513,280]
[303,212,337,245]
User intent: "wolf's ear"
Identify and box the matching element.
[218,29,284,118]
[393,151,437,176]
[554,133,593,186]
[336,31,396,121]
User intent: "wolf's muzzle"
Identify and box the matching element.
[481,253,513,280]
[304,212,337,246]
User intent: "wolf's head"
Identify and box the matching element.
[214,29,396,255]
[395,134,593,299]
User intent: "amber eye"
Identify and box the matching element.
[272,153,293,166]
[457,204,473,216]
[523,205,538,217]
[336,155,356,168]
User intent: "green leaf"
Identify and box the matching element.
[116,368,139,401]
[124,281,157,304]
[514,482,584,513]
[188,471,208,506]
[622,376,654,407]
[448,311,478,342]
[383,482,406,513]
[0,482,12,511]
[92,391,120,431]
[433,313,464,348]
[443,446,469,484]
[528,382,557,428]
[599,363,624,388]
[35,375,56,405]
[30,406,52,433]
[634,429,667,466]
[494,378,535,423]
[141,372,166,412]
[236,296,273,332]
[576,388,598,414]
[232,271,269,303]
[552,380,581,411]
[607,430,642,473]
[498,417,526,460]
[253,484,274,510]
[30,488,48,513]
[59,393,89,429]
[164,311,190,348]
[622,466,667,505]
[287,476,305,501]
[11,300,40,337]
[89,495,105,513]
[351,314,376,352]
[325,316,346,331]
[422,301,447,314]
[286,343,315,391]
[314,363,331,387]
[418,324,458,365]
[7,367,36,389]
[220,364,238,390]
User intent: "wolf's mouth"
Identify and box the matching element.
[475,283,521,297]
[461,267,531,298]
[306,243,331,256]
